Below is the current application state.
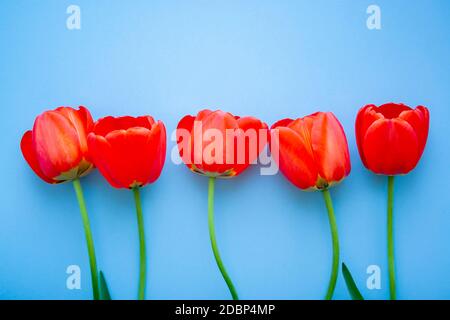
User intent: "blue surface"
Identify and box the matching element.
[0,0,449,300]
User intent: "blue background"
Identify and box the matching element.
[0,0,449,300]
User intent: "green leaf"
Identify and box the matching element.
[99,271,112,300]
[342,263,364,300]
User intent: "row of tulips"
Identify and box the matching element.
[20,103,429,300]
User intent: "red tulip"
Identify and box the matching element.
[270,112,351,190]
[355,103,429,175]
[176,109,268,177]
[88,115,166,300]
[270,111,351,299]
[177,109,268,300]
[20,106,101,300]
[355,103,430,300]
[20,106,94,184]
[87,115,166,189]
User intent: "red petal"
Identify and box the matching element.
[176,115,196,169]
[196,109,213,121]
[104,128,152,188]
[399,106,429,159]
[56,106,94,131]
[270,125,318,190]
[87,133,123,188]
[310,112,351,183]
[376,103,412,119]
[177,115,195,133]
[56,106,94,156]
[195,110,238,174]
[20,131,57,184]
[271,118,294,130]
[363,118,420,175]
[201,110,238,132]
[237,116,268,156]
[355,105,383,167]
[288,115,315,137]
[146,121,167,184]
[232,117,268,176]
[32,111,83,178]
[77,106,94,131]
[93,116,155,136]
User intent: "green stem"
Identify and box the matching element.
[133,187,147,300]
[208,177,239,300]
[322,188,340,300]
[73,178,99,300]
[387,176,396,300]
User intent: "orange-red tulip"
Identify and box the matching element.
[176,109,268,178]
[270,112,351,190]
[20,106,94,184]
[20,106,100,299]
[355,103,429,175]
[87,116,166,189]
[176,109,267,300]
[270,111,351,299]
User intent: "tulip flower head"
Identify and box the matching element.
[20,106,94,184]
[87,115,166,189]
[270,112,351,190]
[176,109,268,178]
[355,103,429,175]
